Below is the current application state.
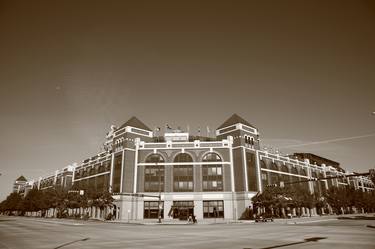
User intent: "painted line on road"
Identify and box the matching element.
[289,218,337,224]
[27,219,84,226]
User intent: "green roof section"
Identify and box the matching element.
[119,116,152,131]
[217,113,256,130]
[15,175,27,182]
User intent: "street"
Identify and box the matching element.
[0,216,374,249]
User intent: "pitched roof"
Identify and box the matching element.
[119,116,152,131]
[16,175,27,182]
[217,113,256,130]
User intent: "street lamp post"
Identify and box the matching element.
[157,162,162,223]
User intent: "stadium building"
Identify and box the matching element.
[16,114,374,221]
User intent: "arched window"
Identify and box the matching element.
[280,164,290,185]
[98,164,105,173]
[104,161,111,171]
[75,171,81,180]
[311,170,320,194]
[290,166,299,185]
[144,154,165,192]
[260,160,267,169]
[83,169,88,177]
[281,165,289,173]
[271,163,278,171]
[319,172,326,194]
[173,153,193,192]
[299,168,308,190]
[202,153,223,191]
[291,166,298,175]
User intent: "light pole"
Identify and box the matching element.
[157,161,162,223]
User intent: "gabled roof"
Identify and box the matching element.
[16,175,27,182]
[217,113,256,130]
[119,116,152,131]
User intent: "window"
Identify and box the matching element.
[144,154,165,192]
[104,161,111,171]
[269,163,279,186]
[144,201,164,219]
[290,167,299,186]
[281,165,289,173]
[112,154,122,193]
[98,164,105,173]
[244,135,255,146]
[260,160,267,169]
[280,165,290,184]
[170,201,194,219]
[246,152,258,191]
[202,153,223,191]
[261,173,268,187]
[203,200,224,218]
[96,175,109,191]
[173,153,194,192]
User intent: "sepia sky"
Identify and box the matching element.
[0,0,375,201]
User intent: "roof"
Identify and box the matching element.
[15,175,27,182]
[217,113,256,130]
[119,116,152,131]
[292,153,340,165]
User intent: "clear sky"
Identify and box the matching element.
[1,0,374,201]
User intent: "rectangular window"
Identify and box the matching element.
[173,165,193,192]
[112,154,122,193]
[144,201,164,219]
[203,200,224,218]
[202,165,223,191]
[144,166,164,192]
[246,152,258,191]
[171,201,194,219]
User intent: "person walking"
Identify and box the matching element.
[188,214,192,224]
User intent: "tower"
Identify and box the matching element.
[216,114,261,192]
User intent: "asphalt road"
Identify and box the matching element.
[0,216,374,249]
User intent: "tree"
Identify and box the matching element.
[91,189,114,219]
[0,192,23,215]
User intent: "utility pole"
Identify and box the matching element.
[157,161,162,223]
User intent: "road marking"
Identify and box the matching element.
[289,218,337,224]
[27,219,84,226]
